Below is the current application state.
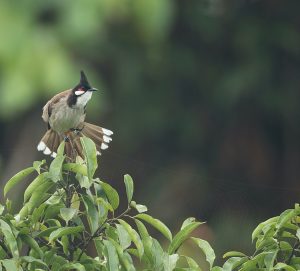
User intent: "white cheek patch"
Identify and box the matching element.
[75,90,85,96]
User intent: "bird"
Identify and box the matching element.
[37,71,113,160]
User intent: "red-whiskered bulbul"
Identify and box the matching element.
[37,71,113,159]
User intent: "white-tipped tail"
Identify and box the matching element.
[37,141,46,151]
[102,128,113,136]
[101,143,109,150]
[103,135,112,143]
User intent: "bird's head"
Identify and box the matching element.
[73,71,98,96]
[69,71,98,108]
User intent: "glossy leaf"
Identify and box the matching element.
[163,253,179,271]
[20,234,43,259]
[0,219,19,257]
[191,237,215,269]
[100,181,120,210]
[48,142,65,183]
[168,222,202,254]
[32,160,46,174]
[4,166,35,196]
[118,219,144,259]
[60,207,78,223]
[131,201,147,213]
[60,263,86,271]
[124,174,134,204]
[80,137,97,180]
[274,263,296,271]
[103,239,120,271]
[108,238,136,271]
[182,255,200,269]
[223,251,247,258]
[24,173,49,202]
[63,163,88,176]
[49,226,84,242]
[21,256,48,269]
[82,194,99,234]
[181,217,196,230]
[223,257,248,271]
[116,224,132,249]
[136,213,172,241]
[1,259,18,271]
[252,217,278,242]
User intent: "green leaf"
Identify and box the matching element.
[168,222,202,254]
[71,192,81,210]
[24,173,50,202]
[276,209,295,232]
[48,226,84,242]
[181,217,196,230]
[1,259,18,271]
[21,256,48,269]
[27,182,54,213]
[223,251,247,258]
[103,239,120,271]
[0,219,19,258]
[223,257,248,271]
[136,214,172,241]
[33,160,46,174]
[116,224,132,249]
[60,208,78,224]
[100,181,120,210]
[182,255,200,269]
[36,226,59,238]
[63,163,88,176]
[96,197,114,212]
[191,237,216,269]
[82,195,99,235]
[124,174,134,204]
[4,166,35,196]
[0,204,4,215]
[61,235,69,256]
[163,254,179,271]
[264,250,278,271]
[20,234,43,259]
[274,263,296,271]
[134,219,150,240]
[48,141,65,183]
[108,238,136,271]
[252,217,278,241]
[130,201,147,213]
[118,219,144,259]
[80,137,97,180]
[60,263,86,271]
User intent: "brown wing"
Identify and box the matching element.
[42,89,72,123]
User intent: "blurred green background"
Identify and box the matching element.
[1,0,300,262]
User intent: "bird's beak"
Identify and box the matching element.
[89,88,98,92]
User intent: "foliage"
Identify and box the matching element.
[213,204,300,271]
[0,138,212,271]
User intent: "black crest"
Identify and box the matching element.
[79,70,91,89]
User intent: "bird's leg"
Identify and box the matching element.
[70,124,84,136]
[63,131,71,142]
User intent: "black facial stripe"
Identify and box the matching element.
[67,93,77,107]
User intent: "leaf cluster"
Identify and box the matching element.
[0,138,211,271]
[213,204,300,271]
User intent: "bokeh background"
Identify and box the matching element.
[1,0,300,263]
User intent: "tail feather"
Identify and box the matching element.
[81,122,113,153]
[37,122,113,161]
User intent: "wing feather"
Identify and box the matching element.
[42,89,72,123]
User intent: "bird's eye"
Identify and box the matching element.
[75,88,85,96]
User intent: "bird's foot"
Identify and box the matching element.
[70,127,83,135]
